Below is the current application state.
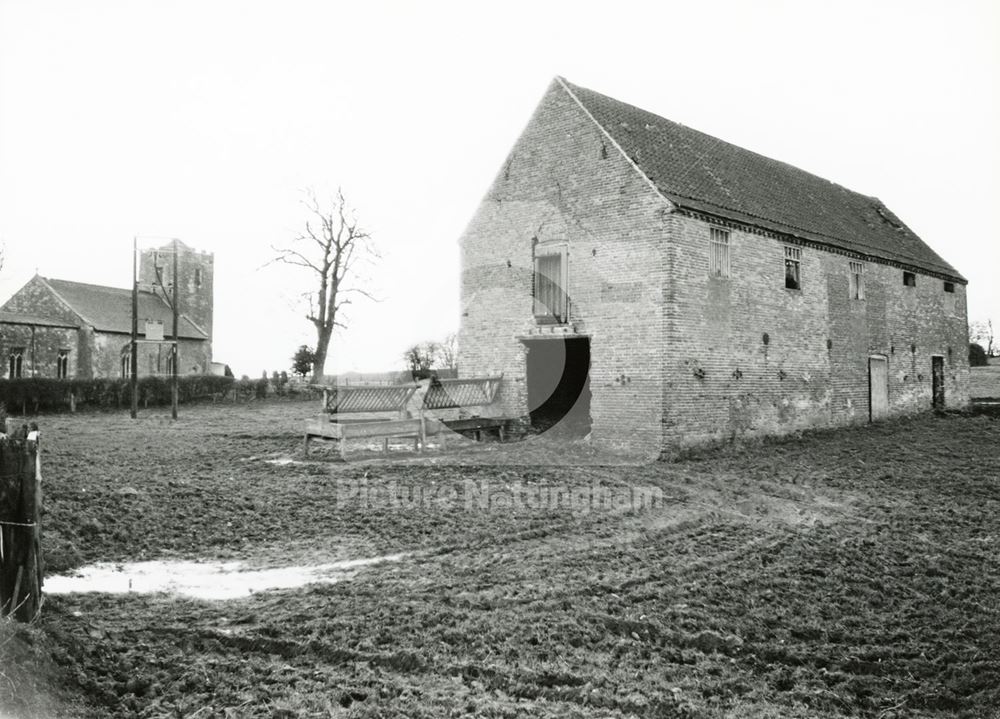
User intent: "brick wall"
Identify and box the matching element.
[458,79,669,458]
[90,334,211,379]
[664,213,969,448]
[0,325,211,380]
[0,325,79,378]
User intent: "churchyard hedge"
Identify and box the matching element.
[0,376,236,413]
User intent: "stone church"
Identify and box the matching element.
[0,241,213,380]
[458,77,969,455]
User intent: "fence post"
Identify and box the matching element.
[0,432,43,622]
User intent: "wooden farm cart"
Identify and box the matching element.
[303,383,426,456]
[424,377,508,441]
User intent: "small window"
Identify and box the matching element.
[943,281,955,293]
[121,352,132,378]
[903,271,916,287]
[194,267,202,288]
[57,350,69,379]
[8,348,24,379]
[849,261,865,300]
[709,228,731,278]
[784,246,802,290]
[533,244,569,323]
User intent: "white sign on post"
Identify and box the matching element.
[144,320,164,341]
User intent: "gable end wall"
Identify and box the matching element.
[1,276,83,326]
[458,80,671,457]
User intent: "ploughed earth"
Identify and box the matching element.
[2,402,998,718]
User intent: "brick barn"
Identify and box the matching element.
[457,77,969,455]
[0,241,213,380]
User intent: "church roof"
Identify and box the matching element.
[560,78,964,282]
[42,278,208,339]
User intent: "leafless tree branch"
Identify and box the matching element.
[269,188,379,381]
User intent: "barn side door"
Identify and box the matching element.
[869,356,889,422]
[931,356,945,410]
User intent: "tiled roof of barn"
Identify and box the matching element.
[43,278,208,339]
[561,79,964,281]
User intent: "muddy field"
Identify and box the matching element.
[2,402,999,718]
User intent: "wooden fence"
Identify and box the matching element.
[0,426,42,622]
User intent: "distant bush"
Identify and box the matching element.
[271,370,290,397]
[970,342,989,367]
[232,376,268,401]
[291,345,316,378]
[0,376,235,413]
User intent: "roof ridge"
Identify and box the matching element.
[557,77,963,281]
[562,78,867,199]
[46,277,131,293]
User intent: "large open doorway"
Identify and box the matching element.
[523,337,592,436]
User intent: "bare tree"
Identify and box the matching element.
[436,332,458,372]
[970,319,995,357]
[403,342,438,376]
[272,189,378,382]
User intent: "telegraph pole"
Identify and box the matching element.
[171,238,179,420]
[130,237,139,419]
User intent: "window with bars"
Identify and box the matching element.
[784,246,802,290]
[533,245,569,323]
[57,350,69,379]
[849,261,865,300]
[8,348,24,379]
[709,228,730,278]
[121,351,131,378]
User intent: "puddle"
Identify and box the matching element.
[45,553,406,600]
[265,457,306,466]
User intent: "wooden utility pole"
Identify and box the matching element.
[172,238,179,420]
[131,237,139,419]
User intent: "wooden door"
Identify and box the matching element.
[932,356,945,410]
[869,356,889,421]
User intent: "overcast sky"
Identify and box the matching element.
[1,0,997,376]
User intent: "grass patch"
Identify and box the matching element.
[970,364,1000,399]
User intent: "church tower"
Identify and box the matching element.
[138,240,214,340]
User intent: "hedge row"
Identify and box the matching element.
[0,376,238,413]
